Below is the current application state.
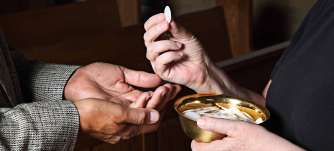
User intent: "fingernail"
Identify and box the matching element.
[149,110,160,123]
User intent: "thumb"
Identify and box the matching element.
[125,108,160,125]
[122,67,161,88]
[197,117,246,136]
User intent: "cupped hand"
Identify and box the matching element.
[65,62,181,141]
[144,13,224,94]
[191,117,305,151]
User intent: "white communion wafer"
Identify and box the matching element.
[183,106,256,123]
[164,6,172,23]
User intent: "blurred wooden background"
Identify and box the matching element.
[0,0,269,151]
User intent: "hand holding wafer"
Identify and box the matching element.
[144,13,224,94]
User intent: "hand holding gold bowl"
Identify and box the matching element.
[174,94,270,143]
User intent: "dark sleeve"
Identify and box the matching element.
[270,0,321,79]
[10,50,80,102]
[0,100,80,150]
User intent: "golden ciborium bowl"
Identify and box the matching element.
[174,94,270,143]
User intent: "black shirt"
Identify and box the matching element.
[266,0,334,150]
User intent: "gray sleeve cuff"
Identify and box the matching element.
[0,100,80,150]
[30,63,80,102]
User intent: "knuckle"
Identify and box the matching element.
[149,44,158,54]
[155,56,162,64]
[143,32,149,42]
[154,63,164,73]
[144,22,149,31]
[146,51,158,61]
[136,111,147,124]
[146,52,152,60]
[112,105,127,122]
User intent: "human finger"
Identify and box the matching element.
[108,95,132,106]
[121,67,161,88]
[130,91,152,108]
[144,22,169,45]
[167,84,182,101]
[116,89,144,103]
[147,83,181,110]
[146,40,183,61]
[144,13,166,31]
[156,51,184,65]
[154,51,184,73]
[124,108,160,125]
[197,117,250,137]
[145,85,168,109]
[191,140,227,151]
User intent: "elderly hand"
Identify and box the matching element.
[74,98,160,144]
[144,14,225,94]
[191,117,305,151]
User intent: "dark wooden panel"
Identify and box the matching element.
[0,0,27,14]
[217,0,252,56]
[221,42,287,93]
[1,7,233,71]
[116,0,140,26]
[177,7,232,63]
[0,0,51,14]
[0,0,120,50]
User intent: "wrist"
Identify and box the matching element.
[64,67,87,101]
[190,60,226,94]
[73,100,90,132]
[74,100,101,133]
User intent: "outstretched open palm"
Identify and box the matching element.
[65,63,181,140]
